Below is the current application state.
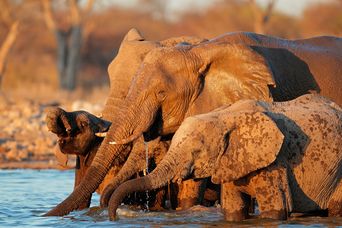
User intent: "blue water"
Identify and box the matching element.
[0,169,341,227]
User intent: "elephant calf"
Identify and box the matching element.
[45,107,111,197]
[107,94,342,221]
[45,107,171,211]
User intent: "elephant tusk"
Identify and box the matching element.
[95,132,107,137]
[109,141,117,145]
[97,113,103,118]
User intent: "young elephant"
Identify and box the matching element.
[45,106,171,209]
[45,107,111,199]
[107,94,342,221]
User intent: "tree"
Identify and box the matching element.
[41,0,94,91]
[0,0,20,91]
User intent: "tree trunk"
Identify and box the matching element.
[65,25,82,90]
[55,31,68,89]
[0,21,19,90]
[54,26,82,91]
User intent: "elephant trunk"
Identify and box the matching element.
[100,150,145,207]
[44,135,127,216]
[45,107,75,135]
[108,152,178,220]
[45,98,160,216]
[111,97,160,145]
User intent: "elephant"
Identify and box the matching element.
[45,107,110,199]
[45,30,342,216]
[45,106,170,209]
[45,29,207,213]
[107,94,342,221]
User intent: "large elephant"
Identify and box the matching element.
[45,30,342,216]
[45,29,206,212]
[108,94,342,221]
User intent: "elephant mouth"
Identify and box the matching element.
[142,108,164,142]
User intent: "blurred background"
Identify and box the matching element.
[0,0,341,100]
[0,0,341,168]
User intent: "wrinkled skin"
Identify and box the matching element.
[100,31,342,208]
[45,30,342,217]
[108,94,342,221]
[45,29,206,214]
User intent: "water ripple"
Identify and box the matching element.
[0,170,341,227]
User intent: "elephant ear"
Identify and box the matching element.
[189,43,275,114]
[85,113,111,134]
[211,111,284,184]
[54,144,69,168]
[123,28,145,41]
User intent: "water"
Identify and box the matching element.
[143,140,150,211]
[0,169,341,227]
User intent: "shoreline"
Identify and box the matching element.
[0,161,73,170]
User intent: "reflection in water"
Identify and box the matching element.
[0,170,341,227]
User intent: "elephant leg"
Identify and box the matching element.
[253,167,288,220]
[177,179,206,210]
[149,187,166,211]
[221,182,249,221]
[328,181,342,217]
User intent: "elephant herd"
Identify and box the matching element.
[44,29,342,221]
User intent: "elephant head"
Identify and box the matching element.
[45,107,111,158]
[107,41,275,144]
[105,99,285,220]
[103,28,207,120]
[45,32,276,216]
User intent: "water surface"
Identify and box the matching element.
[0,169,341,227]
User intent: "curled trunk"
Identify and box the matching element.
[100,137,169,207]
[108,152,178,220]
[100,149,145,207]
[45,107,76,134]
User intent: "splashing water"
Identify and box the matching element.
[143,140,150,210]
[144,140,149,175]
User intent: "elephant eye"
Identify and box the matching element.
[156,90,166,101]
[80,121,88,129]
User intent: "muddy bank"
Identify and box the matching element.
[0,96,103,169]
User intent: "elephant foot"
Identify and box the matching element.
[221,182,250,221]
[260,209,287,220]
[328,182,342,217]
[222,208,248,222]
[149,188,167,211]
[177,179,205,210]
[177,197,198,210]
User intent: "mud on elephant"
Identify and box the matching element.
[45,29,342,216]
[108,94,342,221]
[99,31,342,208]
